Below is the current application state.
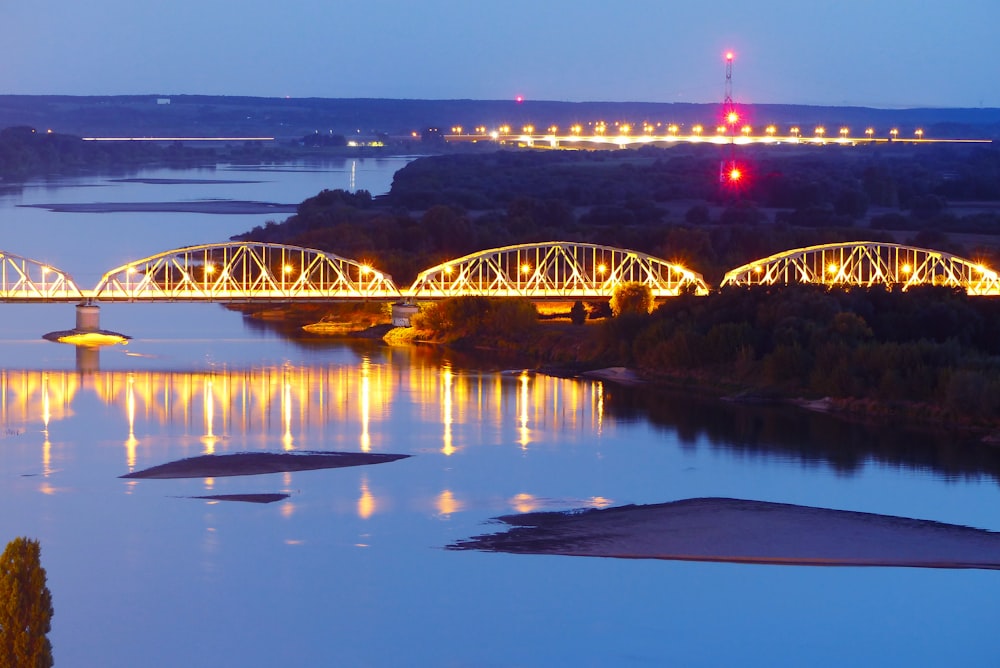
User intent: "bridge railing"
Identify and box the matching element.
[0,251,82,300]
[407,241,709,299]
[92,242,401,301]
[721,241,1000,295]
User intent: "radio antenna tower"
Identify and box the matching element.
[720,51,743,187]
[724,51,734,117]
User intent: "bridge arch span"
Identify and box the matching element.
[93,242,400,301]
[721,241,1000,295]
[0,250,81,300]
[407,241,709,299]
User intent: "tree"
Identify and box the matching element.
[610,282,653,317]
[0,537,54,668]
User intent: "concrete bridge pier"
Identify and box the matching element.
[76,302,101,332]
[391,301,420,326]
[42,301,129,347]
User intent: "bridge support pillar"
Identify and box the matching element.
[76,303,100,332]
[391,301,420,327]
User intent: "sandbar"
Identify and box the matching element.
[21,200,297,214]
[188,493,290,504]
[448,497,1000,570]
[122,451,409,479]
[109,178,262,185]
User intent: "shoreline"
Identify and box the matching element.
[269,306,1000,441]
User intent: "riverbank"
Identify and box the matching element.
[258,293,1000,440]
[384,314,1000,442]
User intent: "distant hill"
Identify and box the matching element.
[0,95,997,142]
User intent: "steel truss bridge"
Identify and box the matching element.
[407,242,708,298]
[1,240,998,304]
[0,241,708,303]
[722,241,1000,295]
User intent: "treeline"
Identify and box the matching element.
[235,144,1000,285]
[387,143,1000,208]
[238,190,882,285]
[0,125,299,179]
[610,284,1000,424]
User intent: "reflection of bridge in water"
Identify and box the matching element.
[3,239,998,305]
[1,361,606,474]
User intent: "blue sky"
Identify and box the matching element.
[1,0,997,107]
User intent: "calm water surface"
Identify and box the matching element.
[1,161,998,667]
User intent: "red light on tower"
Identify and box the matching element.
[726,51,734,61]
[720,159,749,188]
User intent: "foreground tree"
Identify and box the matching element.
[0,537,54,668]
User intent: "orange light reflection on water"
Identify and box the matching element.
[0,362,606,477]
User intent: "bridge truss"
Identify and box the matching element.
[408,241,709,299]
[0,250,82,300]
[721,241,1000,294]
[92,242,401,301]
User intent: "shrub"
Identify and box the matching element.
[610,282,653,317]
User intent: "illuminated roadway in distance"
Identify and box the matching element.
[444,128,991,148]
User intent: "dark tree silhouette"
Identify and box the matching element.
[0,537,54,668]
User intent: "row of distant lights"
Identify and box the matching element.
[123,263,381,279]
[751,262,997,280]
[752,262,919,275]
[444,262,609,276]
[442,262,695,280]
[450,122,925,139]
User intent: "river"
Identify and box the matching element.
[0,157,997,667]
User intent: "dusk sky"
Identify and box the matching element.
[1,0,997,108]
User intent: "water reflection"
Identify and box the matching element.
[0,362,606,478]
[604,384,1000,484]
